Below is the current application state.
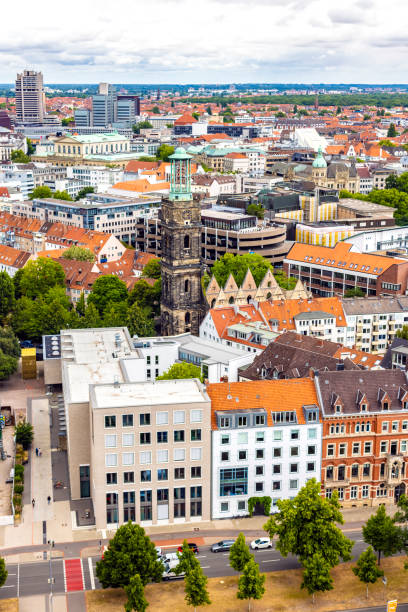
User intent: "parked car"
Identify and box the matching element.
[211,539,235,553]
[20,340,33,348]
[162,552,179,564]
[162,561,185,581]
[250,537,272,550]
[101,545,108,559]
[177,542,199,554]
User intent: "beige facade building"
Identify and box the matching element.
[59,327,211,529]
[15,70,45,123]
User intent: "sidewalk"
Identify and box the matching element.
[31,398,53,524]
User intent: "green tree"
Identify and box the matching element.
[0,327,20,359]
[128,279,161,317]
[192,112,200,120]
[229,533,252,572]
[19,259,65,299]
[156,144,175,162]
[124,574,149,612]
[237,558,265,612]
[62,245,95,262]
[175,540,199,576]
[206,106,212,115]
[102,302,128,328]
[0,271,15,322]
[61,116,74,126]
[210,253,272,288]
[29,185,53,200]
[142,259,160,279]
[336,106,342,114]
[387,123,397,137]
[87,275,128,315]
[396,325,408,340]
[0,557,8,588]
[11,149,30,163]
[393,494,408,568]
[264,480,353,587]
[363,504,401,564]
[184,564,211,612]
[157,362,203,381]
[54,190,73,201]
[344,287,365,298]
[75,292,86,317]
[246,203,265,219]
[0,349,18,381]
[26,139,34,155]
[301,553,333,603]
[132,121,153,134]
[352,547,384,598]
[95,522,163,588]
[293,104,298,114]
[274,271,297,291]
[152,106,160,114]
[363,114,371,121]
[81,302,102,328]
[127,303,155,337]
[275,111,286,118]
[75,186,95,201]
[15,420,34,449]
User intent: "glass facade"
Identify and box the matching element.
[220,468,248,496]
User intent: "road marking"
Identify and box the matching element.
[1,585,15,588]
[197,555,207,558]
[222,553,229,556]
[62,558,67,592]
[201,566,210,569]
[88,557,95,590]
[355,539,364,542]
[261,559,279,563]
[17,564,19,599]
[7,574,16,576]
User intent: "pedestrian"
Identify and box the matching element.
[38,448,42,457]
[47,495,51,504]
[32,498,35,507]
[35,447,38,456]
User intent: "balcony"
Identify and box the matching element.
[325,477,350,487]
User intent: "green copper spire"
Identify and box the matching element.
[312,145,327,168]
[169,147,193,201]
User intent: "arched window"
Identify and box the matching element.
[355,422,360,433]
[247,295,252,304]
[211,298,216,308]
[266,292,272,299]
[330,425,334,435]
[184,279,189,293]
[185,312,191,325]
[228,296,234,304]
[184,235,190,249]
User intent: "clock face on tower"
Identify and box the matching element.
[182,209,192,220]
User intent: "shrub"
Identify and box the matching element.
[13,474,22,484]
[14,484,24,495]
[14,464,24,477]
[13,494,22,508]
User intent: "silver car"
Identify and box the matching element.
[211,539,235,553]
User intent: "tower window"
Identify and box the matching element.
[184,235,190,249]
[185,312,191,325]
[185,279,189,293]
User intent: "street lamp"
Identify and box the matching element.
[47,540,55,611]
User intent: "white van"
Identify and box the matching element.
[162,561,185,581]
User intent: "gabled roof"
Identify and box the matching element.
[207,378,319,429]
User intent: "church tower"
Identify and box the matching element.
[160,147,203,336]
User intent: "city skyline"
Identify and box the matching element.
[1,0,408,84]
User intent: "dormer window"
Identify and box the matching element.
[335,404,342,414]
[261,367,267,379]
[383,402,389,411]
[404,402,408,410]
[361,404,367,412]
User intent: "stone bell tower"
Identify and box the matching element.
[160,147,203,336]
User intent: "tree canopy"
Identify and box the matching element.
[124,574,149,612]
[237,557,265,609]
[11,149,30,163]
[87,275,128,315]
[62,245,95,262]
[156,144,175,162]
[229,532,252,572]
[142,258,161,279]
[0,557,8,588]
[29,185,53,200]
[75,186,95,201]
[0,272,15,322]
[352,547,384,598]
[132,121,153,134]
[184,564,211,610]
[19,258,65,299]
[95,522,163,588]
[264,479,353,592]
[362,504,401,564]
[210,253,272,288]
[247,203,265,219]
[157,361,203,382]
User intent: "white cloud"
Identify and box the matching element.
[0,0,407,83]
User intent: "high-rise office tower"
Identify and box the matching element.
[92,83,117,127]
[15,70,45,123]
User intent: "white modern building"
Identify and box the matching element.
[344,227,408,254]
[208,379,322,519]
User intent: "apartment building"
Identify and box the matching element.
[15,70,45,123]
[316,369,408,507]
[284,242,408,298]
[207,379,322,518]
[59,327,211,529]
[0,129,27,161]
[0,244,31,276]
[342,296,408,354]
[0,164,34,198]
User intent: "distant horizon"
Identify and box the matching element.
[2,82,408,89]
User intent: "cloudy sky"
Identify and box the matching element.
[1,0,407,84]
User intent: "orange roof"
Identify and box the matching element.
[207,379,318,429]
[285,242,400,276]
[259,296,347,329]
[112,180,170,193]
[325,145,346,155]
[333,346,381,369]
[225,152,247,159]
[174,113,198,125]
[125,160,160,173]
[0,187,10,197]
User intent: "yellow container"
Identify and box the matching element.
[21,348,37,379]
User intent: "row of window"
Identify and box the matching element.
[104,429,202,448]
[106,466,202,484]
[326,484,397,500]
[220,445,316,462]
[327,438,407,457]
[219,428,318,445]
[328,420,408,435]
[106,488,202,523]
[105,448,202,467]
[104,410,203,429]
[326,461,405,481]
